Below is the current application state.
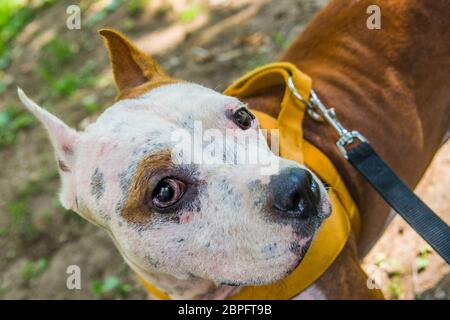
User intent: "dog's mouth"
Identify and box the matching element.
[213,234,317,287]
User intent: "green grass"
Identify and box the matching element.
[0,75,8,94]
[8,200,34,239]
[0,283,7,298]
[388,279,403,299]
[82,95,99,113]
[20,258,49,282]
[416,245,432,273]
[51,74,83,97]
[272,31,292,49]
[5,248,17,260]
[37,37,98,97]
[126,0,151,14]
[0,227,8,237]
[91,276,132,299]
[178,3,203,23]
[86,0,124,26]
[17,170,59,198]
[0,0,56,70]
[38,36,76,95]
[374,252,387,266]
[0,105,34,148]
[7,170,59,238]
[6,169,85,240]
[40,37,76,68]
[0,1,32,69]
[234,52,268,71]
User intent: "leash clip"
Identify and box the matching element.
[287,77,323,121]
[288,77,367,158]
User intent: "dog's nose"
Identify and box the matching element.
[272,167,321,218]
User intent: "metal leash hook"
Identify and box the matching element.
[287,77,367,158]
[288,76,450,264]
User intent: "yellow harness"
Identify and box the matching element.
[140,63,360,299]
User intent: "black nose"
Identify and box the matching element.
[272,167,321,218]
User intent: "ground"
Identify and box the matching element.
[0,0,448,299]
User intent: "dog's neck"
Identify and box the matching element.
[109,227,239,299]
[143,271,329,300]
[143,272,241,300]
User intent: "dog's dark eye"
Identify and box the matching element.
[232,107,255,130]
[152,178,185,208]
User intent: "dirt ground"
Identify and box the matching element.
[0,0,448,299]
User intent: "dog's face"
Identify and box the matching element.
[18,30,331,286]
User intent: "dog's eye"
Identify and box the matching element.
[152,178,185,208]
[232,107,255,130]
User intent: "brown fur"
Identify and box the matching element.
[58,160,70,172]
[99,29,180,100]
[121,150,172,224]
[314,234,384,299]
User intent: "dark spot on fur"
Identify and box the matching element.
[147,130,161,139]
[219,279,247,286]
[187,272,196,279]
[58,159,70,172]
[90,168,105,202]
[289,241,301,254]
[248,179,268,209]
[247,179,267,190]
[148,257,159,268]
[262,242,277,256]
[115,200,123,214]
[118,173,129,196]
[290,237,313,257]
[99,209,110,221]
[62,145,73,155]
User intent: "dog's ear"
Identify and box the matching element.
[99,29,174,99]
[17,88,78,209]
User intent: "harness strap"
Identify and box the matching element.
[347,143,450,264]
[288,74,450,265]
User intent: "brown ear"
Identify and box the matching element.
[99,29,175,99]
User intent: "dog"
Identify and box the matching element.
[18,0,450,299]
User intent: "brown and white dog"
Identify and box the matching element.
[18,0,450,299]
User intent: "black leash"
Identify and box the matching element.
[348,143,450,264]
[287,78,450,264]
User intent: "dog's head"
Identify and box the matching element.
[18,30,331,286]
